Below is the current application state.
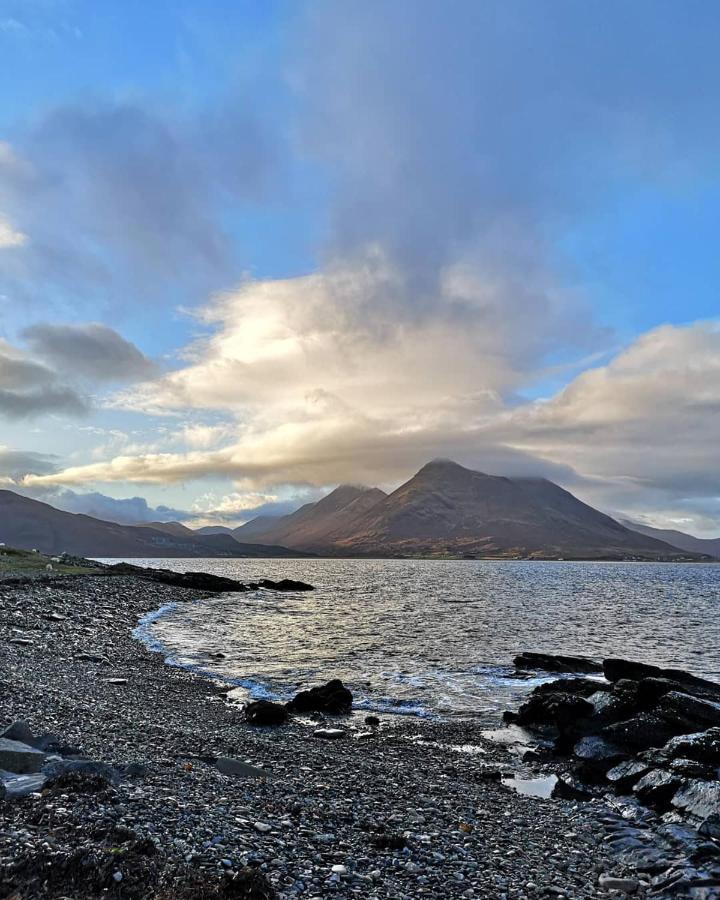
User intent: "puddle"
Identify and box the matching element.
[501,773,558,799]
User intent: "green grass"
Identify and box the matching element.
[0,545,101,576]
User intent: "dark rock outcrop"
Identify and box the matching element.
[287,679,353,714]
[244,701,289,727]
[514,652,603,674]
[258,578,314,592]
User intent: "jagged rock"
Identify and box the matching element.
[574,735,627,763]
[606,759,651,791]
[534,677,610,697]
[603,713,680,751]
[656,691,720,730]
[514,652,603,674]
[698,814,720,839]
[0,772,46,799]
[0,738,46,774]
[0,721,36,745]
[287,679,353,714]
[109,564,251,593]
[669,757,717,779]
[244,700,288,726]
[603,660,720,703]
[661,728,720,765]
[515,691,593,730]
[598,874,640,894]
[633,769,683,810]
[258,578,313,592]
[672,779,720,821]
[552,772,596,800]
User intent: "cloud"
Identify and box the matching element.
[0,213,26,248]
[0,446,57,479]
[0,100,278,318]
[24,320,720,535]
[27,488,190,526]
[22,322,156,382]
[0,339,87,418]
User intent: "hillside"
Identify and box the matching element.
[0,490,312,558]
[236,461,700,560]
[622,520,720,560]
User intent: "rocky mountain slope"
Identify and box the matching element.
[0,490,310,558]
[236,460,700,560]
[622,520,720,560]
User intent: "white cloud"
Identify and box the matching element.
[0,213,27,248]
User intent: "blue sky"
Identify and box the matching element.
[1,0,720,533]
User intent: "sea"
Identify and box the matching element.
[105,558,720,720]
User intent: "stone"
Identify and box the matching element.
[656,691,720,730]
[365,715,381,727]
[0,772,47,799]
[574,735,626,763]
[598,874,639,893]
[42,759,120,784]
[602,660,720,703]
[244,700,288,726]
[602,713,680,750]
[662,728,720,764]
[606,759,651,791]
[0,738,46,774]
[513,652,603,674]
[105,678,128,685]
[633,769,683,810]
[0,720,36,745]
[515,691,593,730]
[258,578,313,592]
[552,772,595,800]
[698,814,720,839]
[313,728,346,739]
[671,779,720,821]
[253,822,272,833]
[669,757,716,779]
[214,757,271,779]
[287,679,353,714]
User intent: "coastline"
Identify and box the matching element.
[1,573,645,898]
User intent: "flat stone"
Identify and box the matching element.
[0,721,36,745]
[671,779,720,820]
[313,728,347,739]
[0,738,46,774]
[214,757,271,779]
[253,822,272,833]
[105,678,128,685]
[598,874,640,893]
[0,771,47,799]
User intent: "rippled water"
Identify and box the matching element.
[113,558,720,718]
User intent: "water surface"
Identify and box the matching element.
[112,558,720,718]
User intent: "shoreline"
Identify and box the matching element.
[0,572,669,898]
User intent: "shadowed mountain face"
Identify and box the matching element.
[0,490,311,558]
[622,520,720,560]
[235,461,699,560]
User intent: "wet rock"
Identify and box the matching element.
[698,814,720,840]
[552,772,596,800]
[598,874,640,893]
[662,728,720,764]
[258,578,313,592]
[603,713,680,751]
[574,735,626,764]
[244,700,288,727]
[287,679,353,714]
[656,691,720,730]
[515,691,593,730]
[365,715,380,727]
[535,676,610,697]
[669,757,716,779]
[0,738,46,774]
[603,659,720,703]
[514,652,603,674]
[0,720,36,745]
[633,769,683,810]
[606,759,651,791]
[109,564,251,593]
[0,772,46,799]
[671,779,720,821]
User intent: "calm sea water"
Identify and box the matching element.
[110,558,720,718]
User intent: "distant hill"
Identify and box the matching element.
[622,520,720,560]
[235,460,701,560]
[0,490,313,558]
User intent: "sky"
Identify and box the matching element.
[1,0,720,534]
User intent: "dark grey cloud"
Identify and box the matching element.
[22,486,191,526]
[0,448,57,479]
[0,99,278,319]
[22,322,157,382]
[0,344,87,418]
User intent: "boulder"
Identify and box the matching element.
[672,779,720,821]
[0,772,46,800]
[552,772,596,800]
[656,691,720,731]
[0,738,46,774]
[603,660,720,703]
[514,652,603,674]
[534,677,610,697]
[699,814,720,840]
[606,759,651,791]
[514,691,593,730]
[0,721,36,745]
[244,700,288,727]
[574,735,626,764]
[603,713,681,751]
[258,578,313,592]
[661,728,720,765]
[633,769,683,810]
[668,757,716,779]
[287,679,353,715]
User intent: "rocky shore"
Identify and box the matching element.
[0,572,715,898]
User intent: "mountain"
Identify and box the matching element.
[195,525,235,536]
[622,520,720,560]
[235,460,701,560]
[0,490,312,558]
[140,521,196,537]
[234,485,387,549]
